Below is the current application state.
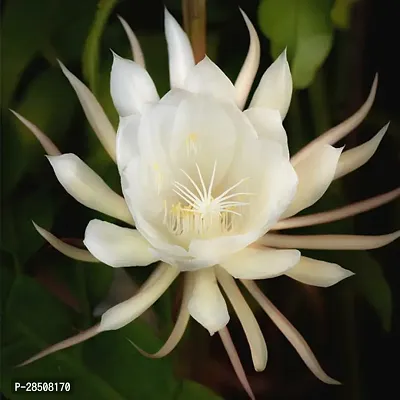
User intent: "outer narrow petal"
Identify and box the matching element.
[187,268,230,335]
[184,56,236,101]
[219,246,300,279]
[286,257,354,287]
[234,9,260,109]
[242,280,340,385]
[259,232,400,250]
[83,220,158,267]
[110,53,159,117]
[117,15,145,67]
[282,145,343,218]
[58,62,116,161]
[334,123,388,180]
[216,268,267,372]
[33,222,98,262]
[244,107,289,158]
[165,8,195,89]
[48,154,134,225]
[250,50,292,119]
[100,263,179,331]
[11,110,61,156]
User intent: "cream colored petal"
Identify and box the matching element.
[100,263,179,331]
[234,9,260,109]
[259,231,400,250]
[110,53,159,117]
[129,273,193,358]
[83,220,158,267]
[48,154,134,225]
[117,15,145,67]
[187,268,230,335]
[219,246,300,280]
[282,145,343,218]
[116,114,140,171]
[33,222,98,262]
[334,123,388,180]
[216,268,267,371]
[242,280,340,385]
[250,50,292,119]
[164,8,195,89]
[286,257,354,287]
[58,61,116,161]
[10,110,61,156]
[291,75,378,166]
[184,56,236,101]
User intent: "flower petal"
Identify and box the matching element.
[164,8,195,89]
[234,9,260,109]
[58,61,116,161]
[110,53,159,117]
[220,246,300,279]
[242,280,340,385]
[216,268,267,371]
[282,145,343,218]
[286,257,354,287]
[83,220,158,267]
[334,123,388,180]
[116,114,141,171]
[117,15,145,67]
[250,50,292,119]
[184,56,236,101]
[48,154,134,225]
[100,263,179,331]
[33,222,98,262]
[244,107,289,158]
[11,110,61,156]
[187,268,229,335]
[259,231,400,250]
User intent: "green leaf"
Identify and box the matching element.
[331,0,359,29]
[176,380,223,400]
[258,0,334,88]
[83,0,119,93]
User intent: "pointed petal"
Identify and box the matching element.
[117,15,145,68]
[83,220,157,267]
[17,324,100,367]
[184,56,235,101]
[234,10,260,109]
[187,268,229,335]
[242,280,340,385]
[58,61,116,161]
[244,107,289,158]
[10,110,61,156]
[274,188,400,230]
[250,50,292,119]
[110,53,159,117]
[334,123,388,179]
[286,257,354,287]
[128,274,193,358]
[165,8,195,89]
[282,145,343,218]
[216,268,267,372]
[116,114,141,171]
[291,75,378,165]
[33,222,98,262]
[219,327,256,400]
[220,246,300,280]
[48,154,134,225]
[100,263,179,331]
[259,231,400,250]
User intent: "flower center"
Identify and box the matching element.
[163,162,253,240]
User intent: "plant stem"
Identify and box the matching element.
[182,0,207,63]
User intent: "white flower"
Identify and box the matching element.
[14,9,399,400]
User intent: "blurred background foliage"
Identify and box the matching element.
[1,0,399,399]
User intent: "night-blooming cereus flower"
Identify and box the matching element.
[14,9,399,400]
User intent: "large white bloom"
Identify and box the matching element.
[14,9,399,400]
